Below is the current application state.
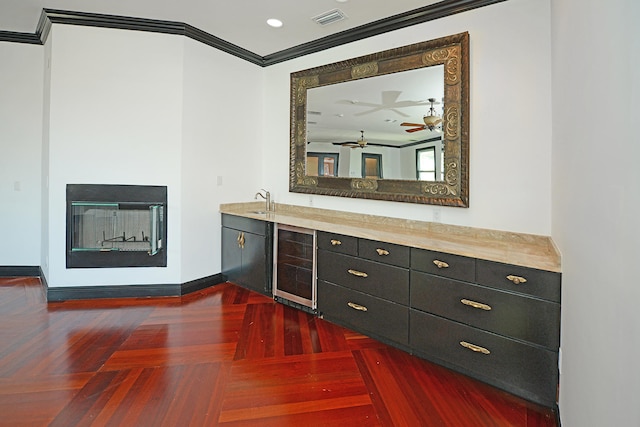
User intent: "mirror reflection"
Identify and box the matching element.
[306,65,445,181]
[290,32,469,206]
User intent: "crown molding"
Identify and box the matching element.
[262,0,506,65]
[0,0,507,66]
[0,31,41,44]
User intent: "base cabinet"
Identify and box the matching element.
[318,280,409,346]
[317,232,410,348]
[220,220,561,407]
[409,247,561,407]
[410,310,558,406]
[221,214,273,295]
[314,231,560,408]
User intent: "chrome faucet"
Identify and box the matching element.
[254,189,271,212]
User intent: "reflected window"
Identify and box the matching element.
[307,153,338,177]
[417,147,436,181]
[417,146,444,181]
[362,153,382,179]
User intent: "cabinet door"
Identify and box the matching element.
[222,225,270,295]
[318,280,409,346]
[411,271,560,350]
[318,250,409,305]
[221,226,242,284]
[411,248,476,282]
[410,310,558,407]
[240,230,268,294]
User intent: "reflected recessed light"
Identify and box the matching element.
[336,0,348,3]
[267,18,283,28]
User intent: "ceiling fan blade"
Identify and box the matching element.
[388,108,410,118]
[404,127,425,133]
[400,122,425,127]
[381,90,402,105]
[354,107,384,116]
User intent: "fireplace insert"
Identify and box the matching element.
[66,184,167,268]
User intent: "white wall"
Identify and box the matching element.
[46,25,185,287]
[41,34,52,278]
[262,0,553,235]
[41,24,264,288]
[0,42,43,266]
[551,1,640,425]
[180,37,263,282]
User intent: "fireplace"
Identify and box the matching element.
[66,184,167,268]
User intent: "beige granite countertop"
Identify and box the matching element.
[220,202,561,273]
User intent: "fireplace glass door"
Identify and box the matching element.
[71,202,163,255]
[66,184,168,268]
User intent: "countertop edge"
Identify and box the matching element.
[219,202,561,273]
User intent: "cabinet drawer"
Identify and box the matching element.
[411,272,560,350]
[318,280,409,346]
[476,259,561,303]
[317,232,358,256]
[411,248,475,282]
[221,214,268,236]
[410,310,558,406]
[318,250,409,305]
[359,238,410,268]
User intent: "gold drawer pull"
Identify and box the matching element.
[433,260,449,269]
[347,302,368,312]
[460,341,491,355]
[331,239,342,246]
[348,269,368,278]
[376,248,390,256]
[506,275,527,285]
[461,299,492,311]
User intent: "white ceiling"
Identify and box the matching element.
[1,0,449,147]
[0,0,440,56]
[307,65,445,146]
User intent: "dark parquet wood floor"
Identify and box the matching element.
[0,277,557,426]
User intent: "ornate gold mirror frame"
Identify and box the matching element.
[289,32,469,207]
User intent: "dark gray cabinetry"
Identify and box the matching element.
[221,214,273,295]
[410,247,561,407]
[411,273,560,350]
[221,217,561,407]
[410,310,558,405]
[317,232,410,347]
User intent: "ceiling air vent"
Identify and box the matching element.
[312,9,347,26]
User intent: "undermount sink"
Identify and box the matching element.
[250,210,267,215]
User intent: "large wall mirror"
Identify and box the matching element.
[290,32,469,207]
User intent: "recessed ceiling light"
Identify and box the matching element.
[267,18,283,28]
[335,0,349,3]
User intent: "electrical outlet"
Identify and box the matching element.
[216,176,223,186]
[309,196,313,206]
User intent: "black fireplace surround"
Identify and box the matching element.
[66,184,167,268]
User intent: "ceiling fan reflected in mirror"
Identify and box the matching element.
[341,130,368,149]
[400,98,442,133]
[338,91,428,117]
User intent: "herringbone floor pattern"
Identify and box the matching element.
[0,277,557,426]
